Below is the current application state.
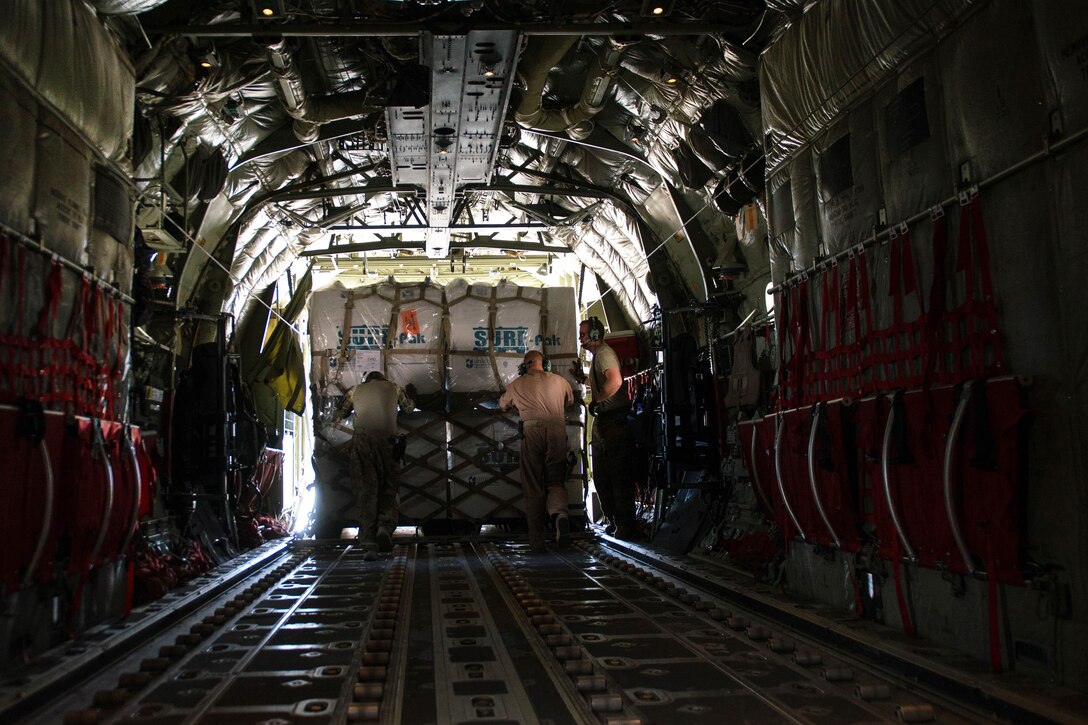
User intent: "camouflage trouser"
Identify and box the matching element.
[520,421,569,549]
[350,430,398,543]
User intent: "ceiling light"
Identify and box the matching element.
[191,46,220,75]
[250,0,285,19]
[641,0,674,17]
[625,120,646,146]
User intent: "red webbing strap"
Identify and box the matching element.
[100,291,118,421]
[65,277,93,415]
[88,282,109,418]
[882,233,906,391]
[924,210,949,387]
[810,265,842,402]
[774,288,790,410]
[112,295,125,419]
[826,264,844,398]
[789,279,810,406]
[840,259,862,397]
[870,226,928,392]
[36,261,64,339]
[33,261,65,403]
[854,250,876,394]
[890,534,916,638]
[958,194,1005,380]
[89,282,108,418]
[896,227,927,387]
[925,193,1006,386]
[807,272,830,403]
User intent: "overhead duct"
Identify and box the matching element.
[267,39,371,143]
[267,39,372,209]
[516,36,635,134]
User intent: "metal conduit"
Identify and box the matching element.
[748,424,774,516]
[944,383,979,577]
[806,403,841,549]
[87,428,116,570]
[22,439,55,590]
[773,413,806,540]
[881,396,917,562]
[118,434,142,558]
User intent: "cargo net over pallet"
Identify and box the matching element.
[309,279,587,532]
[397,408,587,532]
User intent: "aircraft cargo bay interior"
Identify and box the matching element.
[1,1,1087,723]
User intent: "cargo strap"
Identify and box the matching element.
[0,243,29,399]
[810,263,839,401]
[853,250,876,394]
[926,192,1003,385]
[34,261,65,404]
[871,225,927,391]
[774,277,810,409]
[336,290,356,377]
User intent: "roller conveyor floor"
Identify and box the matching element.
[5,538,1081,725]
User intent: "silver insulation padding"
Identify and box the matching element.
[759,0,975,175]
[757,0,1088,666]
[765,148,820,278]
[0,0,134,164]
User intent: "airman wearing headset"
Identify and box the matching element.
[573,318,638,539]
[499,350,575,552]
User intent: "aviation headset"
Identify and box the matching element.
[517,352,553,376]
[584,317,605,342]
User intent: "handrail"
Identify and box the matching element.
[748,425,775,516]
[881,395,917,562]
[806,403,841,548]
[22,440,55,590]
[944,382,979,577]
[773,413,806,540]
[88,426,115,569]
[118,433,142,558]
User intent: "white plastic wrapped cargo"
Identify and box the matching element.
[384,282,445,395]
[309,281,445,394]
[446,279,580,393]
[309,282,352,391]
